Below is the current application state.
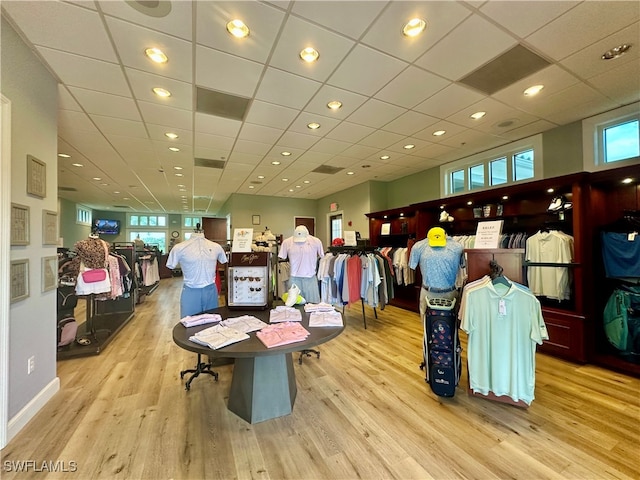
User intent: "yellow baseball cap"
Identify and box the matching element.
[427,227,447,247]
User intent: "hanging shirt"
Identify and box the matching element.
[409,237,464,290]
[166,233,227,288]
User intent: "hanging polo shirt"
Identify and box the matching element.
[279,235,324,278]
[166,234,228,288]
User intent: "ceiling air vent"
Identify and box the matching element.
[58,186,77,192]
[194,158,226,169]
[250,181,263,185]
[196,86,251,121]
[312,165,344,175]
[458,44,551,95]
[113,205,131,209]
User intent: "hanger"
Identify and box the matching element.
[489,260,511,287]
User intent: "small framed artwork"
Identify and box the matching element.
[42,210,58,245]
[27,154,46,198]
[10,259,29,303]
[11,203,30,246]
[41,256,58,292]
[252,215,261,225]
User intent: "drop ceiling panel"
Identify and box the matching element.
[91,115,148,138]
[327,44,407,96]
[304,85,368,120]
[233,139,272,156]
[58,110,101,134]
[414,15,517,81]
[414,84,485,119]
[58,86,83,112]
[2,1,117,61]
[359,130,406,150]
[137,102,193,130]
[67,87,141,121]
[341,144,380,160]
[288,112,341,136]
[126,68,192,110]
[268,15,356,82]
[228,152,263,166]
[255,68,322,109]
[37,47,130,96]
[106,16,193,82]
[194,112,242,137]
[195,1,286,63]
[194,132,235,152]
[383,110,439,136]
[291,1,387,40]
[375,66,450,109]
[98,0,193,41]
[325,122,375,144]
[195,45,264,97]
[146,124,193,144]
[587,60,640,106]
[308,138,351,155]
[346,99,405,129]
[276,132,322,150]
[480,1,577,38]
[244,100,299,130]
[238,123,284,144]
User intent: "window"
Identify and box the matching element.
[490,158,507,186]
[129,214,166,227]
[451,170,465,193]
[129,231,167,253]
[76,205,91,226]
[603,120,639,163]
[583,103,640,171]
[330,214,343,242]
[513,149,534,181]
[469,164,485,190]
[442,134,542,196]
[184,216,201,228]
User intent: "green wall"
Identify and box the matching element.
[542,121,584,178]
[385,166,441,209]
[58,198,91,248]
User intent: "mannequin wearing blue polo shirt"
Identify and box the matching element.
[166,231,228,317]
[409,226,464,319]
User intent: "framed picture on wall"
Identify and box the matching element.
[252,215,261,225]
[10,259,29,303]
[27,154,46,198]
[42,209,58,245]
[41,256,58,292]
[11,203,30,246]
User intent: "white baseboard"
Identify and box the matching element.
[7,377,60,444]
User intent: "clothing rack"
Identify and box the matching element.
[327,245,380,329]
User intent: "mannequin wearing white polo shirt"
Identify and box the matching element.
[279,225,324,304]
[166,232,228,317]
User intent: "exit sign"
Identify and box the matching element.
[330,202,339,212]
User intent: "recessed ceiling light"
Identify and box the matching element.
[58,153,71,158]
[282,178,289,182]
[165,132,179,140]
[289,189,294,192]
[72,163,83,167]
[175,173,183,177]
[467,201,473,206]
[602,44,631,60]
[470,111,486,120]
[547,188,554,193]
[114,191,120,194]
[300,47,319,63]
[383,215,388,219]
[296,185,301,188]
[101,183,109,186]
[152,87,171,98]
[380,155,390,160]
[347,171,355,175]
[303,180,310,184]
[402,18,426,37]
[257,175,265,179]
[502,195,509,200]
[307,122,321,130]
[327,101,342,110]
[281,151,291,156]
[440,205,446,210]
[226,19,250,39]
[92,177,101,181]
[123,197,130,200]
[433,130,446,136]
[622,177,633,184]
[168,147,180,152]
[174,166,183,170]
[249,185,255,189]
[179,188,186,192]
[403,144,415,149]
[271,161,281,165]
[524,85,544,96]
[144,47,168,64]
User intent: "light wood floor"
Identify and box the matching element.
[2,277,639,480]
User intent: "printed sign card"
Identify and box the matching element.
[232,228,253,252]
[473,220,504,249]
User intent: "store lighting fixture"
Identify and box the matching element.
[380,155,390,160]
[403,144,415,149]
[92,177,102,181]
[72,163,83,167]
[303,180,310,184]
[282,178,289,182]
[281,151,291,156]
[289,189,294,192]
[249,185,255,189]
[152,87,171,98]
[433,130,446,136]
[602,44,631,60]
[174,166,183,170]
[327,101,342,110]
[470,111,486,120]
[307,122,320,130]
[300,47,319,63]
[257,175,265,179]
[226,19,250,38]
[402,18,426,37]
[547,188,554,193]
[271,161,281,165]
[145,47,168,64]
[175,173,183,177]
[502,195,509,200]
[524,85,544,96]
[58,153,71,158]
[347,171,354,175]
[467,201,473,205]
[622,177,633,184]
[168,147,180,152]
[165,132,179,140]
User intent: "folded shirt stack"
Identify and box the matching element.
[256,321,310,348]
[309,309,343,327]
[189,324,249,350]
[269,305,303,323]
[220,315,268,333]
[303,302,335,313]
[180,313,223,327]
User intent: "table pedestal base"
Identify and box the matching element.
[228,352,297,423]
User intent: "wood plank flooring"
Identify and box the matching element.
[1,277,639,479]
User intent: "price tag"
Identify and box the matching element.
[628,232,637,241]
[498,299,507,316]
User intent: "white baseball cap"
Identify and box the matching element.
[293,225,309,243]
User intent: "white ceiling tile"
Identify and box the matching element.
[138,101,193,130]
[347,99,405,129]
[308,138,351,155]
[196,45,263,97]
[255,68,322,109]
[341,144,380,160]
[239,123,284,144]
[287,112,341,136]
[277,132,321,150]
[292,1,387,40]
[58,110,100,134]
[233,139,272,156]
[382,110,439,136]
[414,83,485,118]
[325,122,375,144]
[194,112,242,138]
[414,14,517,81]
[68,87,141,121]
[194,132,235,152]
[91,115,148,138]
[244,100,299,130]
[480,1,577,38]
[327,44,408,96]
[146,124,193,145]
[359,130,406,149]
[305,85,369,119]
[126,68,192,110]
[375,66,450,109]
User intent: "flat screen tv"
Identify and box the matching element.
[94,219,120,235]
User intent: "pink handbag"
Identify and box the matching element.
[81,268,107,283]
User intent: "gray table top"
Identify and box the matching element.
[172,306,344,358]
